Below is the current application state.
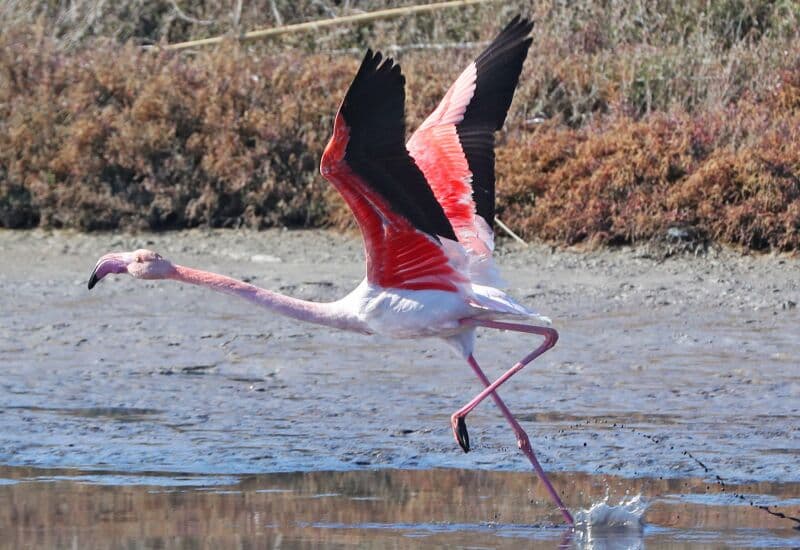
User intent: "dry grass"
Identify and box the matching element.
[1,1,799,250]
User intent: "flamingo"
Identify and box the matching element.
[88,16,574,525]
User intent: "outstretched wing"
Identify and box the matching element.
[407,16,533,285]
[321,50,466,293]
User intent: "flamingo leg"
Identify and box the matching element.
[453,319,558,432]
[453,319,573,525]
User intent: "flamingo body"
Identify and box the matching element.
[334,278,546,354]
[337,281,473,337]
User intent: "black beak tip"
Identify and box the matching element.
[88,272,98,290]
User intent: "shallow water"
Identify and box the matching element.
[1,466,799,548]
[0,229,799,546]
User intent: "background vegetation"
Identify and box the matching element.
[1,0,799,250]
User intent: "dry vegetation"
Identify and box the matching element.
[1,0,799,250]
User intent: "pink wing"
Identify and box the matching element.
[321,50,466,293]
[407,16,533,285]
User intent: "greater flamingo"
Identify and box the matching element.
[88,16,574,525]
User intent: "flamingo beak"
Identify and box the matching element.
[87,271,99,290]
[88,253,132,289]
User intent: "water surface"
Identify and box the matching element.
[1,466,799,548]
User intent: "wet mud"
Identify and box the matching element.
[0,229,799,546]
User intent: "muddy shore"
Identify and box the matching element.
[0,229,798,484]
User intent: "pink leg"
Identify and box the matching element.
[454,320,558,423]
[452,319,573,526]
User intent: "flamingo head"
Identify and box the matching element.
[88,249,176,289]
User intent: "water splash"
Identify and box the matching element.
[573,494,648,549]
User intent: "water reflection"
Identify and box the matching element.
[0,466,798,549]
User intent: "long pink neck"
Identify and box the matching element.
[169,265,366,333]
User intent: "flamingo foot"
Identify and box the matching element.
[451,414,470,453]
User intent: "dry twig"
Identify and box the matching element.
[151,0,494,51]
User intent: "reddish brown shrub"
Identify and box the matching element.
[496,71,800,251]
[0,28,356,231]
[1,11,800,251]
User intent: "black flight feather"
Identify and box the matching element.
[457,15,534,225]
[339,49,457,242]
